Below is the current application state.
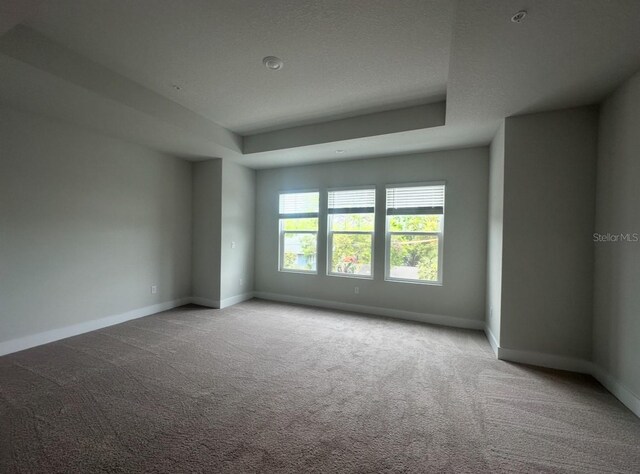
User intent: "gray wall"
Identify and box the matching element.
[0,105,192,343]
[244,103,446,153]
[255,148,489,323]
[593,70,640,397]
[486,121,505,346]
[191,159,222,304]
[220,161,256,301]
[500,107,598,359]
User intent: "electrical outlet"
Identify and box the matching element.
[151,285,157,294]
[239,278,244,286]
[231,241,236,249]
[354,287,359,294]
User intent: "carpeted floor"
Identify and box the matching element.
[1,299,639,473]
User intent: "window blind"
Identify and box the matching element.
[328,188,375,214]
[386,185,445,215]
[279,192,319,218]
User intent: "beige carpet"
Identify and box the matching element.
[1,299,639,473]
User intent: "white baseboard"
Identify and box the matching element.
[496,346,593,374]
[2,293,637,420]
[254,291,484,330]
[0,293,257,357]
[219,292,254,309]
[0,298,191,357]
[481,329,592,374]
[190,296,220,308]
[479,330,640,419]
[592,365,640,418]
[484,325,499,356]
[189,293,254,309]
[485,340,640,418]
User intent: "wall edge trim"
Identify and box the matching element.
[496,346,593,374]
[484,325,499,356]
[219,292,255,309]
[592,365,640,418]
[190,296,220,308]
[0,298,191,356]
[254,291,484,330]
[488,342,640,418]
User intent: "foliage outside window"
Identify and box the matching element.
[327,188,375,278]
[279,191,319,273]
[386,184,445,284]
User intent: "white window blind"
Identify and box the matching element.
[328,188,375,214]
[386,185,445,215]
[279,192,319,218]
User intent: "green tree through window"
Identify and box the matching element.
[328,188,375,277]
[279,192,319,272]
[386,185,445,283]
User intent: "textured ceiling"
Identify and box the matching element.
[0,0,42,34]
[26,0,453,134]
[1,0,640,168]
[447,0,640,126]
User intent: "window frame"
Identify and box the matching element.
[384,182,445,286]
[326,186,376,280]
[278,189,320,275]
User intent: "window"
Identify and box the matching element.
[279,191,319,273]
[385,184,445,284]
[327,188,375,278]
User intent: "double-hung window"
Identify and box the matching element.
[327,188,375,278]
[385,184,445,284]
[279,191,319,273]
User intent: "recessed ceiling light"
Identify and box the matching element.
[263,56,284,71]
[511,10,527,23]
[335,150,346,154]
